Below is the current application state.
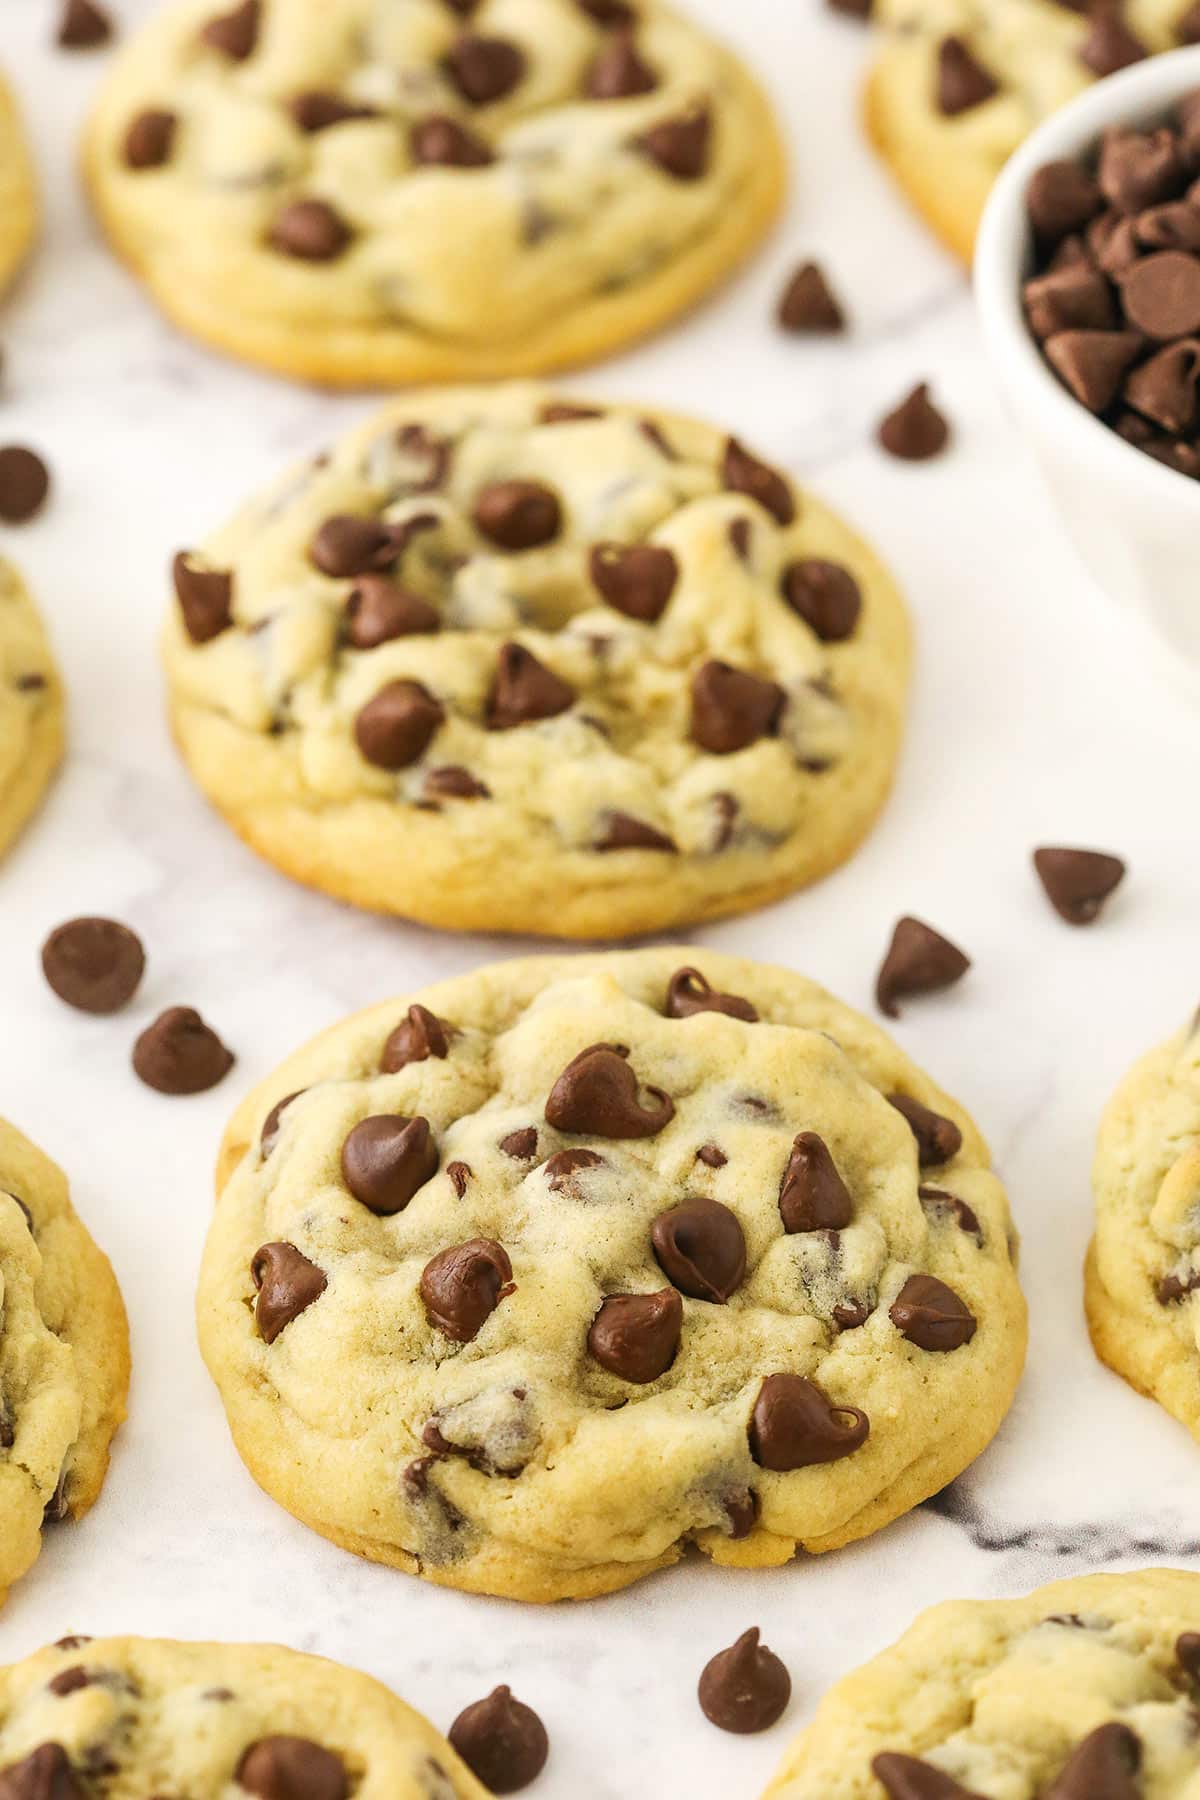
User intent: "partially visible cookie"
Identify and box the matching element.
[0,559,64,861]
[0,1118,129,1608]
[163,384,910,939]
[82,0,783,386]
[197,947,1025,1604]
[764,1567,1200,1798]
[0,73,35,296]
[0,1636,487,1798]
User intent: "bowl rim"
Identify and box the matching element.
[974,42,1200,511]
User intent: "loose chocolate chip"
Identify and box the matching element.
[1177,1632,1200,1681]
[269,199,353,261]
[888,1093,963,1167]
[420,1238,514,1341]
[777,261,845,333]
[486,642,574,728]
[1122,249,1200,338]
[875,917,970,1018]
[0,1745,88,1800]
[749,1373,869,1469]
[345,575,439,646]
[381,1003,452,1072]
[0,448,49,523]
[251,1243,328,1345]
[47,1669,91,1697]
[355,680,443,769]
[690,660,785,755]
[1044,329,1143,412]
[1100,128,1184,214]
[594,811,677,852]
[341,1115,438,1214]
[423,765,490,802]
[588,542,678,621]
[665,967,758,1022]
[310,514,396,577]
[778,1132,853,1232]
[873,1755,983,1800]
[124,109,176,168]
[1043,1724,1141,1800]
[636,105,711,180]
[1080,14,1147,77]
[936,36,998,116]
[1027,161,1103,243]
[586,29,657,98]
[781,558,862,641]
[721,437,795,525]
[1124,339,1200,432]
[890,1273,976,1350]
[290,91,378,132]
[697,1629,790,1734]
[173,551,233,642]
[1022,263,1116,340]
[541,1146,606,1193]
[445,34,526,105]
[260,1090,301,1158]
[411,114,494,167]
[878,384,949,459]
[448,1688,548,1796]
[200,0,260,58]
[1033,846,1126,924]
[57,0,112,47]
[588,1288,682,1382]
[500,1125,538,1160]
[42,917,145,1013]
[651,1198,746,1302]
[237,1737,347,1800]
[474,480,561,550]
[132,1007,234,1094]
[545,1043,673,1138]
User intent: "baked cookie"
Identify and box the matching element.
[1087,1008,1200,1441]
[764,1567,1200,1798]
[0,560,64,862]
[163,385,910,939]
[865,1,1200,264]
[0,1636,487,1799]
[197,947,1026,1604]
[82,0,783,387]
[0,74,35,297]
[0,1118,129,1609]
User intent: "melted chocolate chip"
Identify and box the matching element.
[173,552,233,643]
[873,1755,983,1800]
[486,642,574,728]
[651,1198,746,1302]
[690,660,785,755]
[381,1003,452,1072]
[588,542,678,621]
[545,1043,673,1138]
[890,1273,976,1351]
[888,1093,963,1167]
[1042,1723,1141,1800]
[57,0,111,47]
[541,1147,606,1193]
[421,1238,514,1342]
[1158,1267,1200,1304]
[697,1629,791,1734]
[665,967,758,1022]
[636,105,711,180]
[132,1007,234,1094]
[876,917,971,1018]
[260,1091,302,1158]
[778,1132,853,1232]
[586,29,657,98]
[587,1288,682,1381]
[444,34,526,106]
[124,109,176,169]
[1033,846,1126,924]
[310,514,398,577]
[200,0,259,58]
[423,765,490,803]
[936,35,998,115]
[0,448,50,524]
[749,1373,869,1469]
[236,1737,347,1800]
[251,1243,327,1344]
[290,92,378,132]
[448,1688,548,1795]
[47,1669,91,1697]
[1177,1632,1200,1682]
[500,1126,538,1160]
[41,917,144,1013]
[269,199,352,262]
[593,811,677,853]
[919,1185,983,1242]
[411,115,494,167]
[0,1745,88,1800]
[474,480,561,550]
[1080,14,1147,77]
[341,1115,438,1214]
[721,437,795,525]
[696,1143,727,1168]
[781,559,862,641]
[355,680,443,768]
[345,576,438,646]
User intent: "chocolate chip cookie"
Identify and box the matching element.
[764,1568,1200,1799]
[0,73,35,297]
[0,1118,129,1608]
[82,0,783,386]
[197,947,1026,1603]
[163,385,910,938]
[865,2,1200,263]
[0,559,64,862]
[0,1637,487,1798]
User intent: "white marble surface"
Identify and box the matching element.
[3,2,1200,1795]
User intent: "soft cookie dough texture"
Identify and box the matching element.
[765,1568,1200,1799]
[1088,1009,1200,1442]
[0,559,63,861]
[197,947,1026,1603]
[164,385,910,938]
[866,1,1200,263]
[0,1637,487,1799]
[0,1119,128,1609]
[83,0,784,385]
[0,74,35,295]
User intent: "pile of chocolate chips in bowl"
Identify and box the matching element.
[1024,89,1200,479]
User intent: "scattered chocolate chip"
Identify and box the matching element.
[341,1115,438,1214]
[132,1007,234,1094]
[781,558,862,641]
[260,1091,302,1158]
[410,115,494,167]
[651,1198,745,1302]
[749,1373,869,1469]
[1157,1267,1200,1304]
[888,1093,963,1167]
[664,966,758,1022]
[381,1003,451,1072]
[200,0,260,58]
[545,1043,673,1138]
[588,1288,682,1381]
[486,642,574,728]
[474,480,561,550]
[251,1243,327,1344]
[594,811,677,852]
[873,1754,982,1800]
[47,1668,92,1697]
[0,447,49,523]
[423,765,490,802]
[1080,14,1147,77]
[778,1132,853,1233]
[290,91,378,132]
[1027,161,1103,243]
[697,1629,790,1734]
[445,34,526,105]
[721,437,795,525]
[588,542,678,621]
[1044,328,1143,411]
[57,0,112,47]
[345,575,439,646]
[41,917,145,1013]
[269,199,353,261]
[636,105,711,179]
[936,35,998,116]
[690,660,785,755]
[586,28,656,98]
[878,384,949,459]
[448,1688,548,1796]
[124,109,176,169]
[237,1737,347,1800]
[1043,1724,1141,1800]
[355,680,443,768]
[421,1238,514,1341]
[500,1125,538,1160]
[778,261,845,333]
[541,1146,606,1193]
[0,1745,88,1800]
[310,514,397,577]
[1033,846,1126,923]
[875,916,970,1018]
[889,1273,976,1350]
[173,552,233,642]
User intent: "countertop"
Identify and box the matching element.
[3,3,1200,1795]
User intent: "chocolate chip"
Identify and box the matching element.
[588,542,678,621]
[749,1373,869,1469]
[539,401,605,423]
[777,261,845,333]
[132,1007,234,1094]
[448,1688,548,1795]
[0,447,49,523]
[486,642,574,728]
[260,1091,302,1158]
[1044,329,1143,411]
[541,1146,606,1193]
[828,0,872,14]
[1042,1724,1141,1800]
[1177,1632,1200,1681]
[1100,128,1185,214]
[124,109,176,169]
[237,1737,347,1800]
[341,1115,438,1214]
[873,1755,982,1800]
[1022,263,1117,341]
[665,966,758,1022]
[355,680,443,768]
[1122,249,1200,338]
[636,105,711,180]
[269,199,352,261]
[690,660,785,755]
[1134,203,1200,252]
[344,575,438,646]
[251,1243,328,1344]
[919,1184,983,1242]
[936,36,998,116]
[1088,210,1140,278]
[420,1238,514,1341]
[57,0,112,47]
[474,480,561,549]
[890,1273,976,1350]
[500,1126,538,1160]
[1080,14,1147,77]
[42,917,145,1013]
[875,916,970,1018]
[290,92,378,132]
[1123,339,1200,431]
[696,1143,727,1168]
[410,115,494,167]
[0,1745,88,1800]
[381,1003,451,1072]
[721,437,795,525]
[888,1093,963,1167]
[594,811,677,852]
[445,34,526,105]
[200,0,259,58]
[651,1198,746,1302]
[588,1288,682,1382]
[1027,161,1103,243]
[697,1629,790,1734]
[781,558,862,641]
[577,0,635,21]
[586,29,657,98]
[1033,846,1126,923]
[310,515,396,577]
[446,1161,471,1198]
[878,384,949,460]
[47,1668,91,1697]
[778,1132,853,1233]
[545,1043,673,1138]
[173,551,233,642]
[423,765,490,802]
[1181,6,1200,44]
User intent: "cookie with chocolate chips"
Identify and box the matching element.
[0,1637,488,1798]
[765,1569,1200,1800]
[0,559,64,862]
[197,947,1024,1603]
[0,72,35,295]
[82,0,783,385]
[0,1118,129,1609]
[162,385,910,938]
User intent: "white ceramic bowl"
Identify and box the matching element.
[975,46,1200,680]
